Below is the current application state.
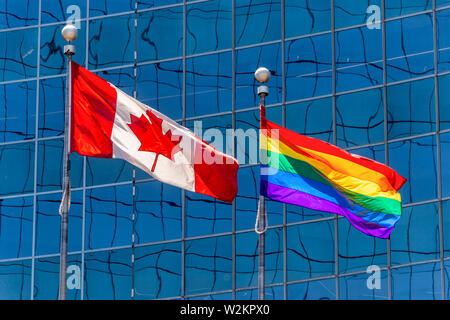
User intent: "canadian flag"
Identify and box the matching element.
[70,61,239,202]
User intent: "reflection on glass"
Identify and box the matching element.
[338,218,387,274]
[236,44,282,109]
[385,0,432,18]
[40,23,86,76]
[90,0,134,17]
[186,0,232,55]
[0,196,33,260]
[287,278,336,300]
[85,185,132,250]
[138,7,183,62]
[33,255,81,300]
[41,0,86,24]
[0,28,37,82]
[339,271,388,300]
[0,81,36,142]
[35,191,82,255]
[185,235,232,295]
[285,0,331,38]
[386,14,434,82]
[0,259,31,300]
[235,0,281,47]
[186,52,232,117]
[0,0,38,29]
[137,60,183,120]
[285,34,332,101]
[335,26,383,92]
[437,9,450,72]
[388,135,437,204]
[390,202,440,265]
[84,249,132,300]
[134,242,181,299]
[336,88,384,148]
[287,221,335,281]
[387,77,435,140]
[0,142,34,196]
[391,263,442,300]
[39,77,65,138]
[89,14,135,69]
[37,139,83,192]
[135,180,182,244]
[334,0,381,29]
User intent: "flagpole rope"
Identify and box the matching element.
[254,200,268,235]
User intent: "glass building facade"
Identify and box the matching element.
[0,0,450,300]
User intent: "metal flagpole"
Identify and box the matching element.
[254,67,271,300]
[59,24,77,300]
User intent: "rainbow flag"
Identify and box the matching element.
[259,106,406,239]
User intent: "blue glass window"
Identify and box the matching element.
[265,227,283,285]
[339,271,389,300]
[33,255,81,300]
[0,142,34,196]
[287,278,336,300]
[387,77,436,140]
[96,67,135,96]
[444,200,450,257]
[84,249,132,300]
[137,7,183,62]
[39,77,65,138]
[285,0,331,38]
[335,26,383,92]
[41,0,87,24]
[265,285,284,300]
[336,88,384,148]
[138,1,182,10]
[134,242,181,299]
[236,43,282,109]
[335,0,381,29]
[437,9,450,72]
[86,157,133,186]
[89,14,135,69]
[35,191,82,255]
[441,132,450,198]
[285,34,332,102]
[186,52,232,117]
[90,0,134,17]
[390,202,440,265]
[0,0,38,29]
[388,135,437,204]
[185,235,232,295]
[137,60,183,120]
[235,231,258,289]
[235,0,281,47]
[37,139,83,192]
[437,0,450,7]
[85,185,132,250]
[287,221,335,281]
[338,218,387,274]
[186,0,232,55]
[0,81,36,142]
[385,0,432,18]
[439,74,450,130]
[185,190,232,237]
[391,263,442,300]
[0,196,33,260]
[0,28,37,82]
[40,23,86,76]
[386,14,434,82]
[0,260,31,300]
[135,181,181,244]
[235,166,258,231]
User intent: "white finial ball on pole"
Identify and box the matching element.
[61,24,78,42]
[254,67,271,84]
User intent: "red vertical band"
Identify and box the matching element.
[70,61,117,158]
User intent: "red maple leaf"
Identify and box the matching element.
[128,110,183,172]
